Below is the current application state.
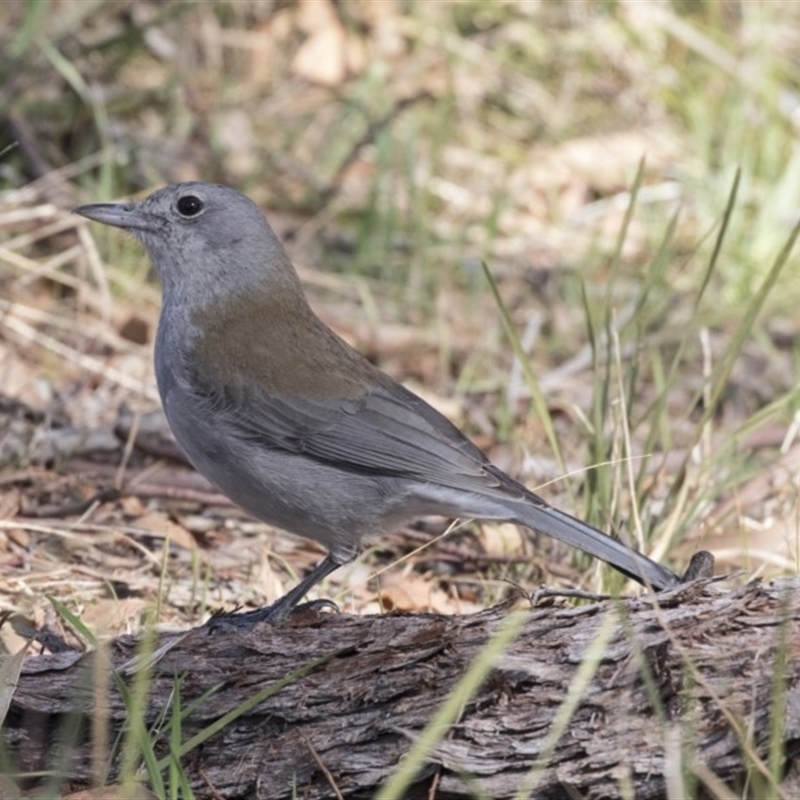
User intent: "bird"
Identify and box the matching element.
[74,182,680,622]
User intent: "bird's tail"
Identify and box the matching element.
[510,499,679,590]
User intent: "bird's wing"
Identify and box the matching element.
[202,374,525,500]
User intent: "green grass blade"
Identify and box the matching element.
[47,595,99,648]
[481,261,565,475]
[158,646,346,768]
[675,204,800,485]
[376,609,528,800]
[513,610,618,799]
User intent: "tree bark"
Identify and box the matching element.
[5,578,800,799]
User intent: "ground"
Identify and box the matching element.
[2,0,799,644]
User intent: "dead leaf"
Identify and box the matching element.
[374,568,452,613]
[480,522,526,559]
[80,598,151,634]
[135,512,198,551]
[292,0,365,85]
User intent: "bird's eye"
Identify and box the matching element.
[176,195,205,217]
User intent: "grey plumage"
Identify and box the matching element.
[75,182,680,621]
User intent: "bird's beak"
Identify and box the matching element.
[73,202,157,232]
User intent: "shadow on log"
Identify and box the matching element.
[5,578,800,799]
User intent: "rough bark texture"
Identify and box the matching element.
[5,578,800,799]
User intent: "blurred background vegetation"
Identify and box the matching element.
[2,0,800,625]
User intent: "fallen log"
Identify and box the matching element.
[5,577,800,799]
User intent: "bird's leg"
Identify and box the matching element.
[207,553,344,628]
